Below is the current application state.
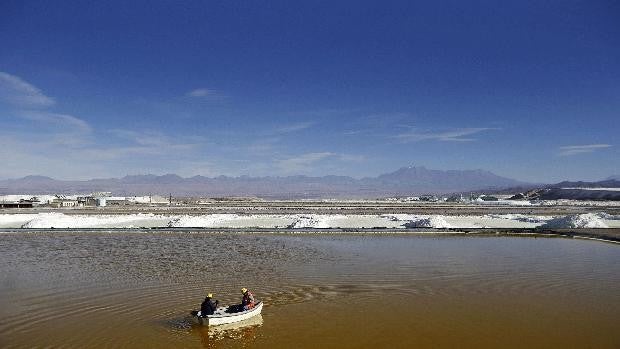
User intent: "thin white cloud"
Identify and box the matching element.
[338,154,366,162]
[21,111,92,133]
[558,144,612,156]
[111,129,171,147]
[109,129,201,152]
[274,152,364,174]
[0,72,215,179]
[187,88,216,97]
[276,152,336,173]
[185,88,226,101]
[395,127,496,142]
[246,137,281,155]
[234,122,315,155]
[274,121,315,134]
[0,71,55,107]
[362,112,410,125]
[0,128,207,179]
[0,72,92,138]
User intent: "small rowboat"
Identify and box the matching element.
[191,301,263,326]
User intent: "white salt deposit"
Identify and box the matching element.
[403,216,452,228]
[1,212,618,229]
[287,215,331,228]
[380,214,417,222]
[167,214,295,228]
[0,214,41,227]
[597,213,620,220]
[540,214,609,229]
[539,200,620,207]
[503,200,533,206]
[17,213,165,228]
[167,214,239,228]
[473,200,533,206]
[486,214,550,223]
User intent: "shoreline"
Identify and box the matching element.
[2,227,619,244]
[1,201,619,216]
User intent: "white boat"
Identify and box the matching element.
[192,301,263,326]
[208,314,263,335]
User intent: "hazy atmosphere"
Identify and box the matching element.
[1,0,618,182]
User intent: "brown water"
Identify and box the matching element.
[0,232,619,348]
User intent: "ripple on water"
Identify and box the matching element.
[1,232,619,348]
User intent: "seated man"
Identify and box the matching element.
[199,293,219,317]
[241,287,256,311]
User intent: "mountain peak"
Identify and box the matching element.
[159,174,183,179]
[376,166,522,191]
[403,165,426,170]
[19,175,55,181]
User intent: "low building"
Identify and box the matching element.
[77,196,98,206]
[0,200,34,208]
[478,195,499,201]
[446,194,466,203]
[419,195,439,202]
[50,198,79,208]
[105,197,128,205]
[127,195,169,205]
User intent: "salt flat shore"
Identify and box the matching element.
[2,201,619,242]
[2,227,619,243]
[2,199,620,215]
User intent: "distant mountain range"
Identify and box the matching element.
[550,179,620,189]
[0,166,529,198]
[495,178,620,201]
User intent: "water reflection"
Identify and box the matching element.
[192,315,263,348]
[1,232,619,348]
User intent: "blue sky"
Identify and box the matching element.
[0,0,618,182]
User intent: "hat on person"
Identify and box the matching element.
[207,293,213,298]
[241,288,247,293]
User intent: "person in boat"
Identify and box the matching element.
[241,287,256,311]
[200,293,219,317]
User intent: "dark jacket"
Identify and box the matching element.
[200,297,218,316]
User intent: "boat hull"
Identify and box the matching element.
[192,301,263,326]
